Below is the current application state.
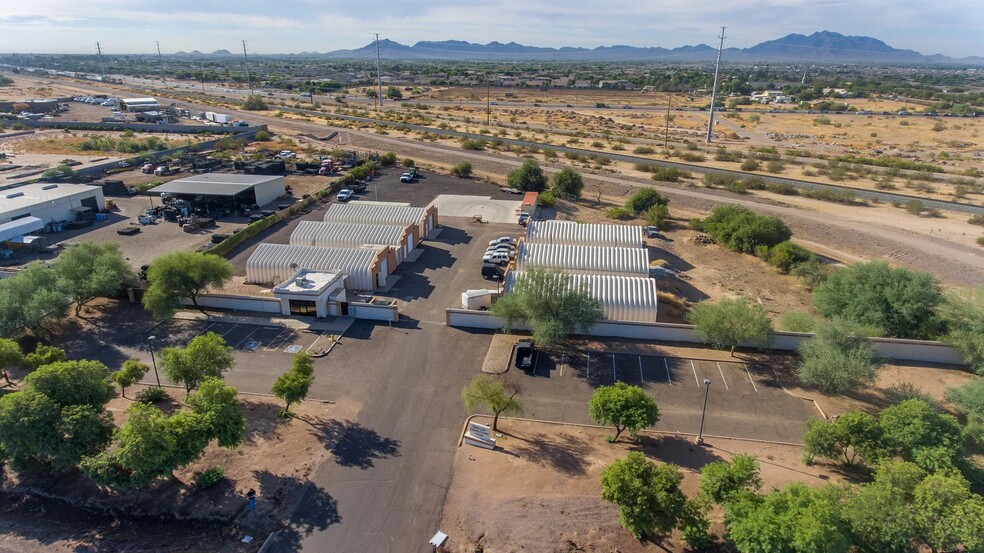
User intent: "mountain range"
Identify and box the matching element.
[173,32,984,65]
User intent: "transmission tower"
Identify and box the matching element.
[705,27,726,144]
[242,41,254,95]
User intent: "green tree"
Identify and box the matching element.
[802,412,882,467]
[588,382,660,442]
[0,262,71,337]
[241,95,268,110]
[797,318,882,394]
[449,161,473,177]
[625,187,668,214]
[725,483,851,553]
[644,204,671,230]
[0,338,25,371]
[142,252,233,318]
[490,269,603,347]
[687,297,773,356]
[52,241,134,316]
[24,360,115,409]
[159,332,234,397]
[600,452,686,540]
[701,204,792,254]
[776,310,818,333]
[114,359,150,398]
[271,354,315,417]
[82,402,177,488]
[25,344,66,369]
[187,377,245,448]
[550,167,584,198]
[507,158,547,192]
[944,377,984,417]
[879,399,963,472]
[698,454,762,504]
[938,287,984,374]
[913,471,984,553]
[461,374,522,432]
[842,460,923,553]
[813,261,943,339]
[678,498,713,549]
[385,85,402,99]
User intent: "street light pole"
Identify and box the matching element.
[696,378,712,445]
[147,335,162,388]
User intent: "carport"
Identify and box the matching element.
[152,174,286,216]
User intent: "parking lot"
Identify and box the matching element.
[517,350,816,442]
[147,319,342,356]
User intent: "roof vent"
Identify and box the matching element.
[41,184,58,190]
[5,192,24,199]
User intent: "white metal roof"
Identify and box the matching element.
[153,174,283,196]
[121,97,159,104]
[1,183,102,214]
[290,221,407,248]
[516,243,649,277]
[504,270,658,323]
[0,216,44,242]
[245,243,383,290]
[323,202,424,228]
[525,220,643,248]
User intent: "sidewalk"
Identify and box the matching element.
[173,309,353,334]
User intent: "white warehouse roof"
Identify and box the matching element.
[245,243,384,290]
[324,202,424,228]
[504,271,658,323]
[525,220,643,248]
[1,183,102,212]
[516,243,649,277]
[290,221,407,248]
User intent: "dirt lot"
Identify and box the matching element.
[438,419,839,553]
[0,383,360,552]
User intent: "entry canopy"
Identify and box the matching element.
[0,216,44,242]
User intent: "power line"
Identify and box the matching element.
[242,40,253,95]
[706,27,726,144]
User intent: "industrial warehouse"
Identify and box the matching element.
[246,243,391,290]
[524,219,643,248]
[504,271,659,322]
[152,174,287,217]
[323,201,438,238]
[0,182,105,225]
[515,243,650,278]
[290,221,418,264]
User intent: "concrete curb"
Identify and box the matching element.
[257,530,280,553]
[769,367,829,420]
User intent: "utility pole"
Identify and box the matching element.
[242,40,253,95]
[664,90,672,151]
[199,62,206,93]
[487,80,491,126]
[156,41,167,88]
[95,42,107,77]
[375,33,383,109]
[705,26,726,144]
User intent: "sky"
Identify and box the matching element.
[0,0,980,58]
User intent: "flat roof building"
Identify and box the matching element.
[272,269,348,318]
[0,183,105,225]
[119,97,161,112]
[153,174,286,216]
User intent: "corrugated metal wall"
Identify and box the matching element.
[324,203,425,229]
[290,221,407,249]
[525,220,643,248]
[245,243,383,290]
[516,243,649,277]
[504,271,658,322]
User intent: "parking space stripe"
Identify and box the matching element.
[586,353,591,379]
[195,322,216,337]
[639,356,644,384]
[717,362,730,391]
[219,324,240,337]
[744,364,759,392]
[234,327,259,349]
[663,357,672,384]
[559,353,565,377]
[691,360,700,387]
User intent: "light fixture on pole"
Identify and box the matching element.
[147,335,162,388]
[696,378,711,445]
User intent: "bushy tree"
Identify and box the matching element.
[842,461,923,553]
[698,454,762,504]
[588,382,660,442]
[25,360,115,409]
[461,374,522,432]
[550,167,583,198]
[725,483,851,553]
[25,344,66,369]
[142,252,233,318]
[701,204,792,254]
[52,241,134,316]
[159,332,234,397]
[797,318,882,394]
[802,412,882,467]
[271,353,315,417]
[913,471,984,553]
[187,377,245,448]
[0,338,25,370]
[114,359,150,398]
[82,402,178,488]
[687,297,773,356]
[625,187,668,214]
[813,261,943,339]
[600,452,686,540]
[944,377,984,417]
[491,269,603,347]
[449,161,473,177]
[507,158,547,192]
[0,262,71,337]
[878,399,963,472]
[241,95,268,110]
[644,204,671,229]
[938,287,984,374]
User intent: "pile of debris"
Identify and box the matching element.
[692,233,716,245]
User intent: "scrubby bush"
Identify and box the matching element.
[756,241,816,273]
[135,386,168,404]
[680,152,706,162]
[195,466,226,489]
[633,145,656,155]
[253,130,271,141]
[378,152,397,166]
[766,182,797,195]
[538,190,556,207]
[702,172,740,188]
[449,162,473,178]
[701,204,792,254]
[460,138,487,151]
[777,310,818,333]
[645,204,670,229]
[652,167,689,182]
[715,148,743,162]
[605,207,633,220]
[625,188,668,214]
[741,159,760,171]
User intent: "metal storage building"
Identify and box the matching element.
[289,221,415,263]
[525,220,643,248]
[327,201,438,237]
[516,243,649,277]
[0,183,105,225]
[152,174,286,215]
[504,271,658,323]
[245,243,388,290]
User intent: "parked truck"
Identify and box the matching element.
[204,111,233,124]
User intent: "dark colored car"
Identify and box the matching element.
[481,263,503,281]
[116,226,140,236]
[515,340,535,370]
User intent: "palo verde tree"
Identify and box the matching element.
[624,187,668,214]
[113,359,150,398]
[0,338,25,371]
[241,95,268,110]
[797,318,883,394]
[52,241,134,316]
[588,382,660,442]
[550,167,584,198]
[507,158,548,192]
[687,297,774,356]
[461,374,522,432]
[600,452,687,540]
[142,251,233,318]
[186,377,245,448]
[159,332,234,398]
[271,353,316,417]
[490,269,603,348]
[802,412,883,467]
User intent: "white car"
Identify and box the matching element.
[279,150,296,159]
[488,236,516,247]
[482,251,511,265]
[485,244,515,255]
[336,189,354,201]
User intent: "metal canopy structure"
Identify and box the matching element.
[0,216,44,242]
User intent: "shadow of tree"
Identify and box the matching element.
[629,434,726,472]
[302,418,400,469]
[507,431,588,475]
[242,399,292,444]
